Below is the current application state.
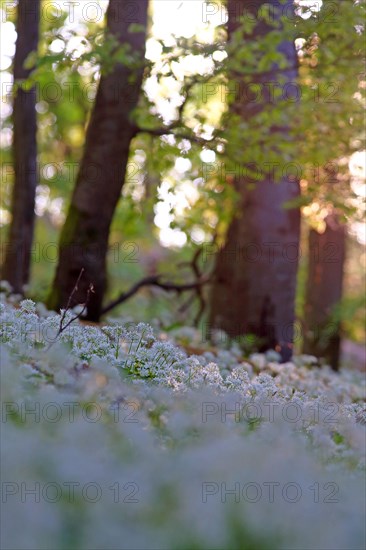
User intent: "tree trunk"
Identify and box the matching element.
[47,0,148,321]
[209,0,301,361]
[2,0,40,292]
[303,212,346,370]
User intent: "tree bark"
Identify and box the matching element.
[47,0,148,320]
[209,0,301,361]
[2,0,40,292]
[303,212,346,370]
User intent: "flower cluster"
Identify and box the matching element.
[1,299,365,549]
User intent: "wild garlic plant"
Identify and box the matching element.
[1,298,365,549]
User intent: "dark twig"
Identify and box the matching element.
[177,292,197,317]
[101,272,212,317]
[138,125,223,151]
[47,269,94,349]
[57,268,85,331]
[177,248,207,326]
[135,73,225,153]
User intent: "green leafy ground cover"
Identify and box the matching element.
[1,297,365,549]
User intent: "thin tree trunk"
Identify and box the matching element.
[2,0,40,292]
[47,0,148,321]
[303,212,346,370]
[209,0,301,361]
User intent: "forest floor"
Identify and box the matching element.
[1,298,365,550]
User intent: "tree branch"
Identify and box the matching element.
[101,272,212,316]
[177,247,207,325]
[137,125,220,148]
[47,269,94,350]
[135,73,225,152]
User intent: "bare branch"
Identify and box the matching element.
[47,269,95,349]
[101,273,212,316]
[138,125,216,146]
[177,247,207,325]
[58,268,85,331]
[56,283,94,337]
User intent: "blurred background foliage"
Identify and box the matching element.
[0,0,365,346]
